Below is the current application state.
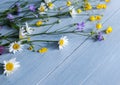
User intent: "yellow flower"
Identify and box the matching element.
[105,0,110,3]
[66,1,72,6]
[102,4,107,9]
[89,16,96,21]
[77,9,82,14]
[105,26,112,34]
[38,47,48,53]
[96,23,102,30]
[36,20,43,26]
[96,4,107,9]
[84,2,92,10]
[95,15,102,21]
[28,46,33,50]
[96,4,103,9]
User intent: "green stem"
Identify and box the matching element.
[29,30,90,36]
[28,40,58,43]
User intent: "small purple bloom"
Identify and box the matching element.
[29,5,36,12]
[15,4,21,13]
[0,46,5,55]
[77,22,85,31]
[7,14,14,20]
[97,32,104,41]
[12,3,21,15]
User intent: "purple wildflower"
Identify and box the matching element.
[12,3,21,15]
[0,46,5,55]
[97,32,104,41]
[77,22,85,31]
[29,4,36,12]
[7,14,14,20]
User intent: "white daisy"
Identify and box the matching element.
[3,58,20,76]
[38,3,48,14]
[44,0,55,9]
[69,6,77,18]
[58,36,68,50]
[19,27,27,39]
[9,41,23,54]
[25,22,34,34]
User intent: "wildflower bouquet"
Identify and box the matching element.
[0,0,112,76]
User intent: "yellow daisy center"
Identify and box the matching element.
[39,6,45,12]
[48,2,53,8]
[59,39,64,46]
[6,63,14,71]
[13,43,20,50]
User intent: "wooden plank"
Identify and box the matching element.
[0,0,119,85]
[37,1,120,85]
[0,1,89,84]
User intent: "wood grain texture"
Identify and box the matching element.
[0,0,119,85]
[37,0,120,85]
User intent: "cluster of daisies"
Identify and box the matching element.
[1,35,68,76]
[0,0,112,76]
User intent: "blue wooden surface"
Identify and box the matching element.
[0,0,120,85]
